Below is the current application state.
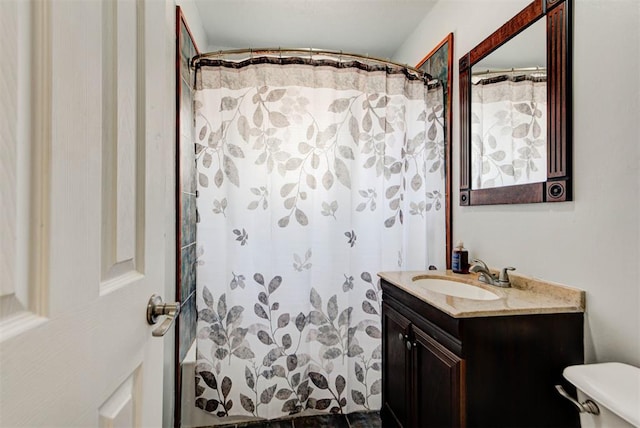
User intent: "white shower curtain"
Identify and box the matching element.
[471,77,547,189]
[194,58,446,420]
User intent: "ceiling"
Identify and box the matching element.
[192,0,438,59]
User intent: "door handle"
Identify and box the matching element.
[146,294,180,337]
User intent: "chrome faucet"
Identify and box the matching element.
[469,259,515,288]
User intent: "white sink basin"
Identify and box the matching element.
[412,277,500,301]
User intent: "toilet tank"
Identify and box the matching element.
[563,363,640,428]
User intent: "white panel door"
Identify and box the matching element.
[0,0,174,426]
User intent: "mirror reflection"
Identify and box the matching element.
[470,19,546,189]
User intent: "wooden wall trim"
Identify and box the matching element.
[469,0,544,64]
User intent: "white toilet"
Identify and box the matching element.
[558,362,640,427]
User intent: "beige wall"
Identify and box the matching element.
[394,0,640,366]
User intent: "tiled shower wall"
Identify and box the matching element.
[177,8,198,365]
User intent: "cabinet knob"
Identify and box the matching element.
[406,341,412,350]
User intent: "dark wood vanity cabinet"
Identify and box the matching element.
[383,303,464,427]
[383,303,412,427]
[381,279,584,428]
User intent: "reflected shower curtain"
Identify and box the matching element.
[194,58,445,419]
[471,77,547,189]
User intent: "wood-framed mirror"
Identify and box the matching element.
[417,33,454,268]
[459,0,571,205]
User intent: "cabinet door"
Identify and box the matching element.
[382,302,412,427]
[412,326,465,428]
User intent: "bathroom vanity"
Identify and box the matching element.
[380,271,585,428]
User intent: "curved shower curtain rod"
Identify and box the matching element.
[191,47,431,78]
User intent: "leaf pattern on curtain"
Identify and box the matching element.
[196,85,442,228]
[471,78,547,189]
[195,62,446,420]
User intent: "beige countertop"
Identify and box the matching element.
[378,270,585,318]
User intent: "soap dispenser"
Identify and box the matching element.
[452,241,469,274]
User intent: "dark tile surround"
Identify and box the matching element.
[177,12,198,364]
